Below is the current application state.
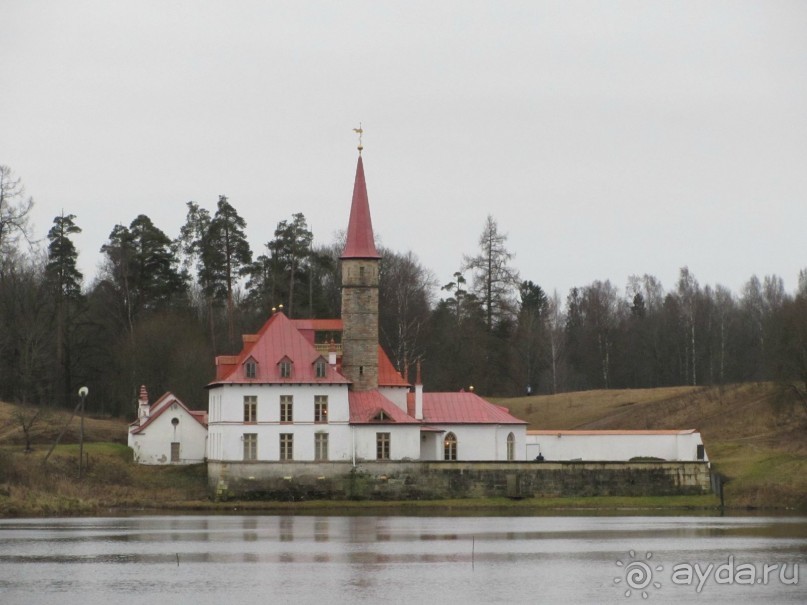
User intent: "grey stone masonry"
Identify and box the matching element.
[208,460,713,500]
[341,258,379,391]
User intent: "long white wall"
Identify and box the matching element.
[423,425,527,461]
[525,432,707,462]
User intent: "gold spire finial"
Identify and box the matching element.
[353,123,364,154]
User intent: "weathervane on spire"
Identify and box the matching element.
[353,123,364,154]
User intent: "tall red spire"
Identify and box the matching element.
[341,155,380,259]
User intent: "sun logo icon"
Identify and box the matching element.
[615,550,663,599]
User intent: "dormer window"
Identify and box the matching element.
[279,358,292,378]
[373,410,390,422]
[245,359,257,379]
[315,359,327,378]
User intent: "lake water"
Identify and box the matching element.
[0,514,804,604]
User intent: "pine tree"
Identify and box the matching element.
[45,213,83,405]
[202,196,252,342]
[271,212,313,318]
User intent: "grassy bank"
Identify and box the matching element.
[1,382,805,515]
[0,443,208,516]
[0,442,720,517]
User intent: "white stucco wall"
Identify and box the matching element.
[206,384,528,463]
[208,383,355,462]
[128,404,207,465]
[424,425,527,461]
[351,424,421,461]
[378,386,409,412]
[524,432,707,462]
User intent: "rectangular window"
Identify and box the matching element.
[315,433,328,461]
[244,396,257,423]
[280,360,292,378]
[280,395,293,423]
[280,433,293,461]
[170,442,180,462]
[245,360,256,378]
[314,395,328,423]
[376,432,390,460]
[243,433,257,461]
[316,360,327,378]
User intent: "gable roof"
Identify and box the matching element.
[349,390,420,424]
[377,345,410,387]
[209,312,350,386]
[341,155,380,259]
[129,391,207,435]
[407,392,527,425]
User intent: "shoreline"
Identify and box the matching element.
[8,493,807,519]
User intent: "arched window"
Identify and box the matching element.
[444,432,457,461]
[506,432,515,461]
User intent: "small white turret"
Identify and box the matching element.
[137,385,150,425]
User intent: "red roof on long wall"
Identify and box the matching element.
[407,392,526,424]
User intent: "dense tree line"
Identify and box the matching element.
[1,166,805,419]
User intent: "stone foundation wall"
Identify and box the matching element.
[208,460,712,501]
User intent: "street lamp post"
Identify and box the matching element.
[78,386,88,479]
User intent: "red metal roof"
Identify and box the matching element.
[209,312,350,386]
[129,391,207,434]
[349,390,420,424]
[406,392,527,425]
[290,319,343,332]
[341,155,380,259]
[527,429,698,436]
[289,318,408,387]
[377,345,409,387]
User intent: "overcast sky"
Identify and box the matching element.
[2,1,806,301]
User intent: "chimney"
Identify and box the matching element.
[414,361,423,421]
[137,385,150,425]
[328,339,337,366]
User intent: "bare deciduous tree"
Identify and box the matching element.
[463,215,520,332]
[0,165,34,253]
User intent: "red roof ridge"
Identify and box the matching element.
[130,392,207,434]
[208,311,350,386]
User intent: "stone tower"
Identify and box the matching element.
[340,153,380,391]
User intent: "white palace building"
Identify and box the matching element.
[129,147,706,473]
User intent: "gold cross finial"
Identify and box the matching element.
[353,123,364,154]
